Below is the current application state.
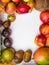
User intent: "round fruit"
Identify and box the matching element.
[1,0,10,4]
[5,2,16,14]
[34,46,49,65]
[34,34,46,46]
[16,3,30,14]
[7,15,16,22]
[23,49,32,62]
[1,48,14,63]
[4,38,12,47]
[40,23,49,35]
[40,11,49,23]
[12,0,22,3]
[23,0,30,2]
[3,20,10,28]
[47,36,49,46]
[14,50,24,64]
[2,28,11,37]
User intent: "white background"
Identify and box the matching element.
[11,9,42,52]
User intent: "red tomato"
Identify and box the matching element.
[40,11,49,23]
[34,34,46,46]
[39,23,49,35]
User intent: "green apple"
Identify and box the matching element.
[1,48,14,63]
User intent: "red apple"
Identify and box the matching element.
[16,3,30,14]
[34,34,46,46]
[40,11,49,23]
[12,0,22,3]
[5,2,16,14]
[39,23,49,36]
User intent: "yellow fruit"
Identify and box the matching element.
[47,36,49,46]
[27,1,34,12]
[27,1,34,8]
[8,15,16,22]
[23,0,30,2]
